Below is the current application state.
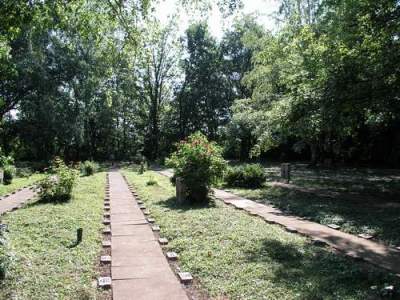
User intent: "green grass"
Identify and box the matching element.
[0,174,45,197]
[0,172,106,300]
[226,163,400,246]
[123,170,399,300]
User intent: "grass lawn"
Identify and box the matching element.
[226,163,400,247]
[0,173,45,197]
[123,170,399,300]
[0,172,106,300]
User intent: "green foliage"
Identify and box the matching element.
[38,158,78,203]
[0,155,13,168]
[80,161,99,176]
[166,132,226,202]
[232,0,400,164]
[225,163,266,188]
[15,167,33,178]
[3,165,15,185]
[138,160,148,175]
[146,176,157,186]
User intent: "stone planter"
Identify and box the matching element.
[175,177,187,204]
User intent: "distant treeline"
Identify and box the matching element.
[1,0,399,166]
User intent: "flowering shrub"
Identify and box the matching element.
[166,132,226,202]
[38,158,78,202]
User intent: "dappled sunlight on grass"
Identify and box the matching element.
[123,170,399,300]
[227,163,400,246]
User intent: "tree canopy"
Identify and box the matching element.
[1,0,399,166]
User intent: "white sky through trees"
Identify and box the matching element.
[155,0,280,39]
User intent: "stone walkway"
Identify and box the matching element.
[108,171,188,300]
[158,169,400,276]
[0,187,36,215]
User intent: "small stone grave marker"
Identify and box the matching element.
[151,225,160,232]
[103,227,111,234]
[100,255,112,263]
[280,163,291,183]
[147,218,155,223]
[77,228,83,244]
[166,252,178,261]
[381,285,395,297]
[98,276,112,288]
[176,177,187,204]
[137,200,143,204]
[285,227,297,233]
[311,239,326,247]
[143,210,150,216]
[104,212,110,218]
[103,219,110,225]
[139,205,146,210]
[102,240,111,247]
[327,224,341,230]
[178,272,193,284]
[159,238,168,245]
[358,233,374,240]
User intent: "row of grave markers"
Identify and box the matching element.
[97,173,193,291]
[98,173,112,288]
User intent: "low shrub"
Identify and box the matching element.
[80,161,99,176]
[166,132,226,202]
[138,161,147,175]
[29,161,49,172]
[225,164,266,188]
[38,158,78,202]
[146,176,158,186]
[0,153,13,168]
[16,167,33,178]
[3,165,16,185]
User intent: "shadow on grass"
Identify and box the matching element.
[155,196,217,212]
[244,238,398,299]
[250,185,400,245]
[26,195,71,208]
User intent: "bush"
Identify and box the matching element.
[146,176,158,186]
[3,165,16,185]
[80,161,99,176]
[138,161,147,175]
[16,167,33,178]
[38,158,78,202]
[225,164,266,188]
[0,153,13,168]
[166,132,226,202]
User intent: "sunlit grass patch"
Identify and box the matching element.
[0,174,45,197]
[0,172,106,300]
